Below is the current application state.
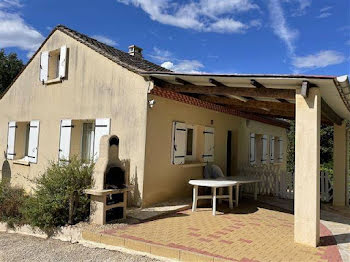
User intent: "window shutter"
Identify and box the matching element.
[27,120,40,163]
[202,127,215,163]
[59,119,72,162]
[249,133,256,164]
[93,118,111,162]
[261,135,268,163]
[40,51,49,82]
[171,122,187,165]
[278,138,284,162]
[7,121,17,160]
[270,136,275,163]
[59,46,67,79]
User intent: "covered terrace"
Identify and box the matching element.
[142,72,350,248]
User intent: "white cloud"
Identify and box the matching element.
[317,12,331,19]
[161,61,174,69]
[296,0,311,12]
[320,6,332,13]
[117,0,260,34]
[0,0,22,8]
[92,35,118,46]
[206,18,247,33]
[161,60,204,73]
[149,47,173,62]
[268,0,298,54]
[288,0,312,16]
[317,6,332,19]
[292,50,345,69]
[149,46,205,73]
[0,1,44,57]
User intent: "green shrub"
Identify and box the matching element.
[0,180,26,228]
[23,157,94,234]
[321,162,334,182]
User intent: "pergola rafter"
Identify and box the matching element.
[151,77,296,100]
[151,76,343,126]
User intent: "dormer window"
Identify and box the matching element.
[40,45,67,84]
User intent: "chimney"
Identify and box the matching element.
[128,45,143,58]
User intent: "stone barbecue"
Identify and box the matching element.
[86,135,133,224]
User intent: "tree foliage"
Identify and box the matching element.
[0,180,26,228]
[0,49,24,95]
[287,120,334,174]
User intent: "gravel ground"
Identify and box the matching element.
[0,233,161,262]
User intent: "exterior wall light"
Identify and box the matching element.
[148,99,156,108]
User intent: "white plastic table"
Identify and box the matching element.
[189,179,237,216]
[216,176,261,207]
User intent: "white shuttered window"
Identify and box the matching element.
[7,121,17,160]
[261,135,268,164]
[249,133,256,164]
[278,138,284,162]
[171,122,187,165]
[27,120,40,163]
[40,51,49,82]
[59,119,73,162]
[93,118,111,162]
[59,45,67,79]
[202,127,215,163]
[270,136,275,163]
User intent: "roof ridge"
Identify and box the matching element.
[55,24,171,74]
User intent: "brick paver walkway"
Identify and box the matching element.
[83,202,343,261]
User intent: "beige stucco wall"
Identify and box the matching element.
[143,95,287,207]
[0,31,149,205]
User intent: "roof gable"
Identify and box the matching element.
[0,25,169,99]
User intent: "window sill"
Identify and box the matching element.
[272,162,283,165]
[13,159,30,166]
[179,162,206,168]
[45,77,62,85]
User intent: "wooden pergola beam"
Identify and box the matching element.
[209,78,226,87]
[251,79,266,89]
[175,77,193,86]
[198,95,295,112]
[228,105,295,118]
[209,78,256,101]
[153,81,296,100]
[321,98,343,125]
[277,98,290,103]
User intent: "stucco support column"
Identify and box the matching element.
[333,121,347,206]
[294,87,321,247]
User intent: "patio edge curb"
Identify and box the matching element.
[82,230,233,261]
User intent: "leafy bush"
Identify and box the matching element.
[0,180,26,228]
[321,162,334,182]
[23,157,94,234]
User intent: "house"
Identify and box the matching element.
[1,25,349,247]
[0,25,288,207]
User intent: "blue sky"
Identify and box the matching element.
[0,0,349,76]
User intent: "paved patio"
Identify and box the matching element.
[82,200,345,261]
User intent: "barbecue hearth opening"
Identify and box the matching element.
[105,165,125,189]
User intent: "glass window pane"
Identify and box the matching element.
[82,123,94,162]
[186,128,193,156]
[25,123,30,156]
